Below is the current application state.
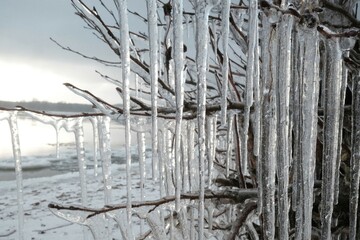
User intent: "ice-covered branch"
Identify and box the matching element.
[48,189,257,218]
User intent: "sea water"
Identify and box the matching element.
[0,113,141,181]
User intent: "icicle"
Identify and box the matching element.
[207,116,216,187]
[276,14,293,240]
[350,75,360,240]
[165,125,175,196]
[321,38,342,240]
[98,116,112,204]
[7,111,24,240]
[291,25,321,240]
[135,74,139,98]
[147,0,159,181]
[220,0,230,126]
[181,131,189,192]
[172,0,185,211]
[242,0,258,178]
[74,117,88,206]
[259,12,277,240]
[334,60,347,205]
[137,129,146,233]
[55,121,61,159]
[194,1,218,238]
[212,19,218,65]
[187,120,197,191]
[226,114,234,177]
[253,29,261,158]
[117,0,133,238]
[158,129,166,197]
[89,116,99,177]
[185,14,191,40]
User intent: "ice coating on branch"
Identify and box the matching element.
[98,116,112,204]
[147,0,159,181]
[220,0,230,126]
[276,14,293,240]
[49,205,109,239]
[350,76,360,240]
[117,0,133,238]
[71,0,120,51]
[146,210,167,239]
[7,111,24,240]
[23,110,62,158]
[321,38,342,240]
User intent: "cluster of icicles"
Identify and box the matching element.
[0,108,223,240]
[3,0,360,239]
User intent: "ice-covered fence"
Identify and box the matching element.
[3,0,360,239]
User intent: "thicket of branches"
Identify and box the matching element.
[39,0,360,239]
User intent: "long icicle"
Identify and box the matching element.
[116,0,133,238]
[298,26,320,240]
[146,0,159,181]
[194,0,218,238]
[8,111,24,240]
[220,0,230,126]
[137,129,146,234]
[172,0,184,212]
[350,75,360,240]
[98,116,112,204]
[321,38,342,240]
[259,12,277,239]
[74,117,87,206]
[90,116,99,177]
[243,0,258,178]
[276,14,293,240]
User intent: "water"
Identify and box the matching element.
[0,113,141,181]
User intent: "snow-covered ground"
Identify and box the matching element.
[0,151,159,240]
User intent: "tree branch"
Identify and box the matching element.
[48,189,258,219]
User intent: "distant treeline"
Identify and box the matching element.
[0,100,95,113]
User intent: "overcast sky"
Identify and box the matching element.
[0,0,124,104]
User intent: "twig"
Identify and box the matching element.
[0,229,16,238]
[321,0,360,28]
[33,223,73,233]
[48,189,258,218]
[227,201,257,240]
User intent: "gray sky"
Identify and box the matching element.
[0,0,123,103]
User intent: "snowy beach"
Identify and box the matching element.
[0,153,159,240]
